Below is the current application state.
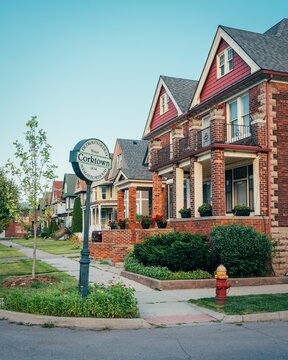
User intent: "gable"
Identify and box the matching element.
[200,39,251,102]
[150,86,178,131]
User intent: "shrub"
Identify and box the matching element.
[2,283,138,318]
[72,197,83,233]
[133,232,211,272]
[211,225,272,277]
[48,219,58,237]
[124,253,212,280]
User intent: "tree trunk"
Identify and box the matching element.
[32,207,37,279]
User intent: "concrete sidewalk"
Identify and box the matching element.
[1,240,288,327]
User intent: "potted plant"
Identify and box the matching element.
[152,214,167,228]
[198,203,212,217]
[117,218,126,229]
[141,216,153,229]
[232,204,251,216]
[179,208,191,218]
[108,220,117,230]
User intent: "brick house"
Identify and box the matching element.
[143,19,288,275]
[51,180,65,224]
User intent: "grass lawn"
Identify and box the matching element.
[190,293,288,315]
[0,243,26,258]
[11,238,81,255]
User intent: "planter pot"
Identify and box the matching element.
[232,210,251,216]
[118,224,126,229]
[110,225,116,230]
[180,212,191,218]
[157,222,167,228]
[199,210,212,217]
[141,223,150,229]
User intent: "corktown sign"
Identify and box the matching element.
[69,138,112,183]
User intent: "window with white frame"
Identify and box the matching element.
[217,47,233,78]
[160,93,169,115]
[101,186,106,200]
[227,94,250,142]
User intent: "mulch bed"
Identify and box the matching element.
[2,276,59,288]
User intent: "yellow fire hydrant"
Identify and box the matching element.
[215,264,230,305]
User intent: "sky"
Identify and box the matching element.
[1,0,288,180]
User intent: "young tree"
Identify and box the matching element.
[72,196,83,233]
[0,168,19,232]
[6,117,57,278]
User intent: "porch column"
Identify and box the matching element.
[189,118,202,151]
[211,149,226,216]
[117,190,125,220]
[210,107,225,143]
[150,139,162,167]
[251,112,267,147]
[172,126,183,158]
[173,165,184,218]
[152,172,163,217]
[128,187,137,231]
[259,153,269,218]
[190,158,203,217]
[98,205,101,226]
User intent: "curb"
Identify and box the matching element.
[0,310,151,330]
[221,310,288,324]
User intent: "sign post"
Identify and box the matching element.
[70,138,112,297]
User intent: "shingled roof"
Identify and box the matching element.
[220,18,288,73]
[62,174,78,198]
[111,139,152,181]
[160,76,198,112]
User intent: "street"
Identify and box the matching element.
[1,320,288,360]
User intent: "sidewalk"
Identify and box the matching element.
[1,240,288,326]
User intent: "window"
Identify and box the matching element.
[101,186,106,200]
[201,115,211,147]
[227,94,250,142]
[225,165,254,213]
[101,210,106,224]
[203,181,211,205]
[183,178,190,209]
[109,186,113,199]
[116,154,122,169]
[217,47,233,78]
[160,93,169,115]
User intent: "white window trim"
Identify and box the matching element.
[160,93,169,115]
[217,47,233,78]
[226,94,250,142]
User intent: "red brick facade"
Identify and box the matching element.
[211,149,226,216]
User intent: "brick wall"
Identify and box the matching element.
[211,149,226,216]
[170,217,269,236]
[152,172,163,217]
[117,190,125,220]
[5,221,27,238]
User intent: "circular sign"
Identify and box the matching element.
[69,138,112,183]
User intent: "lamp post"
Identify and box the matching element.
[70,138,112,298]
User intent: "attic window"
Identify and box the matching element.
[217,47,233,78]
[160,93,169,115]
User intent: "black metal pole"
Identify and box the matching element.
[78,182,91,298]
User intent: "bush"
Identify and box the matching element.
[133,232,211,272]
[124,253,212,280]
[48,219,57,237]
[72,197,83,233]
[2,283,138,318]
[211,225,272,277]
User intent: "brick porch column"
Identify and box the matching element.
[189,118,202,151]
[190,158,203,217]
[152,172,163,217]
[128,187,137,231]
[150,139,162,167]
[117,190,125,220]
[210,108,226,143]
[211,149,226,216]
[251,112,267,147]
[172,127,183,158]
[259,153,269,218]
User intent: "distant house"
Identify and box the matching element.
[61,174,77,228]
[51,180,65,224]
[144,19,288,275]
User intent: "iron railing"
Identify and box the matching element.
[227,124,251,143]
[197,127,211,148]
[178,136,190,156]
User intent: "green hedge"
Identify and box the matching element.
[72,197,82,233]
[124,253,212,280]
[2,283,138,318]
[211,225,272,277]
[134,232,210,272]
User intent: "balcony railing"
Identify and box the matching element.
[178,136,190,156]
[157,145,171,164]
[227,124,251,143]
[197,127,211,148]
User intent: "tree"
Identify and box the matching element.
[0,168,19,232]
[72,196,83,233]
[6,117,57,278]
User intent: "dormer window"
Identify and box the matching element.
[160,93,169,115]
[217,47,233,78]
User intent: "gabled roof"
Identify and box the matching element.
[191,19,288,108]
[62,174,77,198]
[143,75,198,137]
[52,180,63,202]
[110,139,152,182]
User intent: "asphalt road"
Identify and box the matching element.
[1,320,288,360]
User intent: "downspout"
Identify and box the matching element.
[266,75,272,234]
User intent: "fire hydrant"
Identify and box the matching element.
[215,264,230,305]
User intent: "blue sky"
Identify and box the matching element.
[1,0,288,179]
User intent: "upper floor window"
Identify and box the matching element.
[116,154,122,169]
[160,93,169,115]
[227,94,250,142]
[217,47,233,78]
[102,186,107,200]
